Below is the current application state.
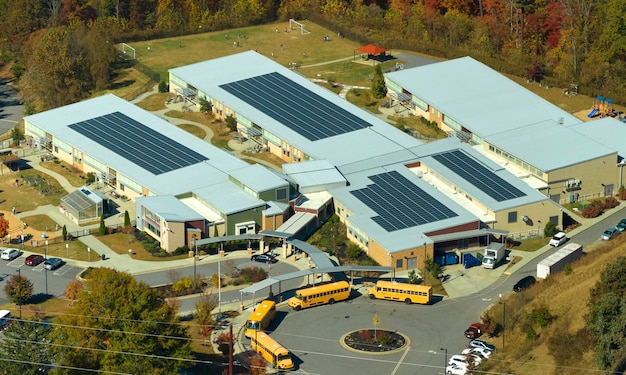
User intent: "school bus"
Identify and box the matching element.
[287,281,351,311]
[250,332,294,370]
[245,300,276,338]
[368,280,432,305]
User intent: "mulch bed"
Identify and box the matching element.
[343,329,406,353]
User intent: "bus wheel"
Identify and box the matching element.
[329,298,335,304]
[369,294,375,299]
[405,298,412,305]
[294,306,301,311]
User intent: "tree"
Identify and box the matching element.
[10,125,24,144]
[0,318,53,375]
[52,268,192,374]
[407,269,420,284]
[124,210,131,227]
[99,215,106,235]
[225,114,237,132]
[371,64,387,99]
[62,224,67,240]
[199,96,213,115]
[249,353,267,375]
[0,215,9,238]
[543,221,557,238]
[195,293,218,345]
[216,331,233,355]
[64,279,83,303]
[4,273,34,306]
[588,257,626,370]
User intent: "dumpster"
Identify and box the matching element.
[445,252,459,265]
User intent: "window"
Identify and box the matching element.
[549,216,558,224]
[276,188,287,200]
[508,211,517,223]
[488,145,495,152]
[396,259,403,268]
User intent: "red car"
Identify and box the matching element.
[24,254,45,266]
[464,323,482,339]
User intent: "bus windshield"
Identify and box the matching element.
[294,293,303,300]
[277,353,291,361]
[246,321,259,330]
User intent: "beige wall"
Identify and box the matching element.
[370,239,433,271]
[493,200,563,233]
[161,221,185,252]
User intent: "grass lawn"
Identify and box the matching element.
[177,124,207,139]
[40,160,91,188]
[508,236,550,251]
[345,88,385,114]
[129,22,362,82]
[392,116,448,140]
[134,92,169,111]
[21,214,58,232]
[2,167,66,212]
[97,232,190,261]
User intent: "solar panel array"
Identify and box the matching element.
[432,150,526,202]
[351,171,458,232]
[220,72,371,141]
[69,112,207,175]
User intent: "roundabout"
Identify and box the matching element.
[341,329,409,354]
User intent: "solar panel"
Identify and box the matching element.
[220,72,371,141]
[432,150,526,202]
[69,112,207,175]
[351,171,458,232]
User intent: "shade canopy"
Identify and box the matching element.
[356,44,389,55]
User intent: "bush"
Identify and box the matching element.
[604,196,619,209]
[173,277,193,292]
[543,221,557,238]
[528,306,554,328]
[563,263,573,275]
[346,244,362,260]
[158,81,168,93]
[581,200,603,218]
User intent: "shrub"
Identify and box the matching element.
[211,274,222,288]
[346,244,362,260]
[526,325,538,341]
[216,332,233,355]
[563,264,573,275]
[528,306,555,328]
[581,201,603,218]
[158,81,168,93]
[604,196,619,209]
[239,267,268,283]
[543,221,557,238]
[173,277,193,292]
[358,330,372,342]
[407,270,420,284]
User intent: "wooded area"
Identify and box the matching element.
[1,0,626,111]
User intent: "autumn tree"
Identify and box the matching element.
[64,278,83,303]
[4,273,34,306]
[0,215,9,238]
[0,318,53,375]
[52,268,192,374]
[249,353,267,375]
[195,292,218,344]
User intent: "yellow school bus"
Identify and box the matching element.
[368,280,431,305]
[245,300,277,338]
[250,332,294,370]
[287,281,351,311]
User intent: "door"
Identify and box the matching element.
[604,184,614,197]
[407,257,417,270]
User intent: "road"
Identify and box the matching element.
[262,206,626,375]
[0,78,23,136]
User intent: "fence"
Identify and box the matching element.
[506,227,543,242]
[134,62,160,83]
[118,80,158,102]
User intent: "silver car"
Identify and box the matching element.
[601,227,618,240]
[0,248,20,260]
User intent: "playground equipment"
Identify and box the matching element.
[589,95,617,118]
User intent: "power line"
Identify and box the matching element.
[0,357,132,375]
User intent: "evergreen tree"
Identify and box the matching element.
[0,319,52,375]
[99,215,106,235]
[372,64,387,99]
[62,224,67,241]
[124,210,131,227]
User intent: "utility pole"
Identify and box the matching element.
[229,324,234,375]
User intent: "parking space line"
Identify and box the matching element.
[54,266,74,276]
[389,346,410,375]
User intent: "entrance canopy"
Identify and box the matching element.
[356,44,389,56]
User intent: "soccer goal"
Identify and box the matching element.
[118,43,136,60]
[289,19,311,35]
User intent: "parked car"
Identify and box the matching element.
[549,231,568,246]
[44,257,63,270]
[1,248,20,260]
[513,275,536,292]
[601,227,618,240]
[446,364,468,375]
[449,354,480,368]
[250,254,278,264]
[616,219,626,232]
[462,347,492,359]
[469,339,496,352]
[464,323,482,339]
[24,254,45,266]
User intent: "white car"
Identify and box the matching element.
[549,231,568,246]
[1,248,20,261]
[462,347,492,359]
[446,364,468,375]
[449,354,480,368]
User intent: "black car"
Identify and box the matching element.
[250,254,278,264]
[44,257,64,270]
[513,275,536,292]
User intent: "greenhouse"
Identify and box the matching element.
[59,187,107,224]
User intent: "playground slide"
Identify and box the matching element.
[588,108,599,118]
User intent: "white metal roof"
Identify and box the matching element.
[192,180,266,215]
[23,94,247,196]
[283,160,346,192]
[135,195,205,222]
[169,51,422,167]
[229,164,288,193]
[569,117,626,161]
